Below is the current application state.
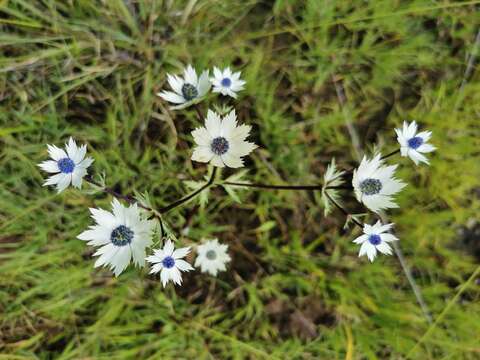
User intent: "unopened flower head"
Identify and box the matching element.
[352,154,406,213]
[395,121,436,165]
[38,137,94,193]
[195,239,231,276]
[146,239,194,287]
[191,109,257,168]
[353,221,398,262]
[211,67,246,98]
[321,158,346,216]
[157,65,210,109]
[77,199,153,276]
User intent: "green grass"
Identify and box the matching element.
[1,0,480,358]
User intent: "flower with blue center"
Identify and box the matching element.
[195,239,231,276]
[157,64,211,110]
[353,221,399,262]
[146,239,194,287]
[395,121,436,165]
[77,199,154,276]
[210,67,246,98]
[191,109,257,168]
[38,137,94,193]
[352,154,406,213]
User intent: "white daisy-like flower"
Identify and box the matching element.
[395,121,436,165]
[38,137,94,193]
[352,154,406,213]
[353,221,399,262]
[146,239,194,287]
[191,109,257,168]
[210,67,246,98]
[157,65,210,110]
[195,239,231,276]
[77,199,154,276]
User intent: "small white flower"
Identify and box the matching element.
[147,239,194,287]
[77,199,154,276]
[352,154,406,213]
[157,64,210,110]
[395,121,436,165]
[191,109,257,168]
[353,221,398,262]
[211,67,246,98]
[195,239,231,276]
[38,137,94,193]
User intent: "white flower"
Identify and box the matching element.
[38,137,94,193]
[191,109,257,168]
[210,67,246,98]
[353,221,398,262]
[147,239,194,287]
[157,65,210,110]
[195,239,231,276]
[352,154,406,213]
[395,121,436,165]
[77,199,154,276]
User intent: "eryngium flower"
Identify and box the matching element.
[191,109,257,168]
[353,221,398,262]
[395,121,436,165]
[210,67,246,98]
[352,154,406,213]
[147,239,194,287]
[195,239,231,276]
[38,137,94,193]
[157,65,210,109]
[77,199,153,276]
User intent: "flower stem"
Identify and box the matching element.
[159,167,217,213]
[324,191,363,229]
[84,175,154,212]
[221,181,322,191]
[380,148,400,160]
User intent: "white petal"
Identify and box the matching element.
[191,146,214,163]
[71,167,87,188]
[221,153,244,168]
[163,239,174,256]
[111,247,132,276]
[157,91,186,104]
[192,127,212,147]
[172,247,190,259]
[353,234,368,244]
[197,70,211,96]
[111,198,126,224]
[175,259,194,272]
[205,110,222,137]
[47,144,67,161]
[43,173,64,186]
[366,244,377,262]
[417,143,436,153]
[65,137,79,160]
[72,144,87,164]
[56,174,72,193]
[376,242,393,255]
[220,110,237,138]
[167,74,184,94]
[90,207,117,228]
[184,65,198,86]
[38,160,59,173]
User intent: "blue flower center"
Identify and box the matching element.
[407,136,423,150]
[221,77,232,87]
[206,250,217,260]
[210,137,229,155]
[181,83,198,101]
[359,178,382,195]
[368,234,381,246]
[110,225,134,246]
[57,157,75,173]
[162,256,175,269]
